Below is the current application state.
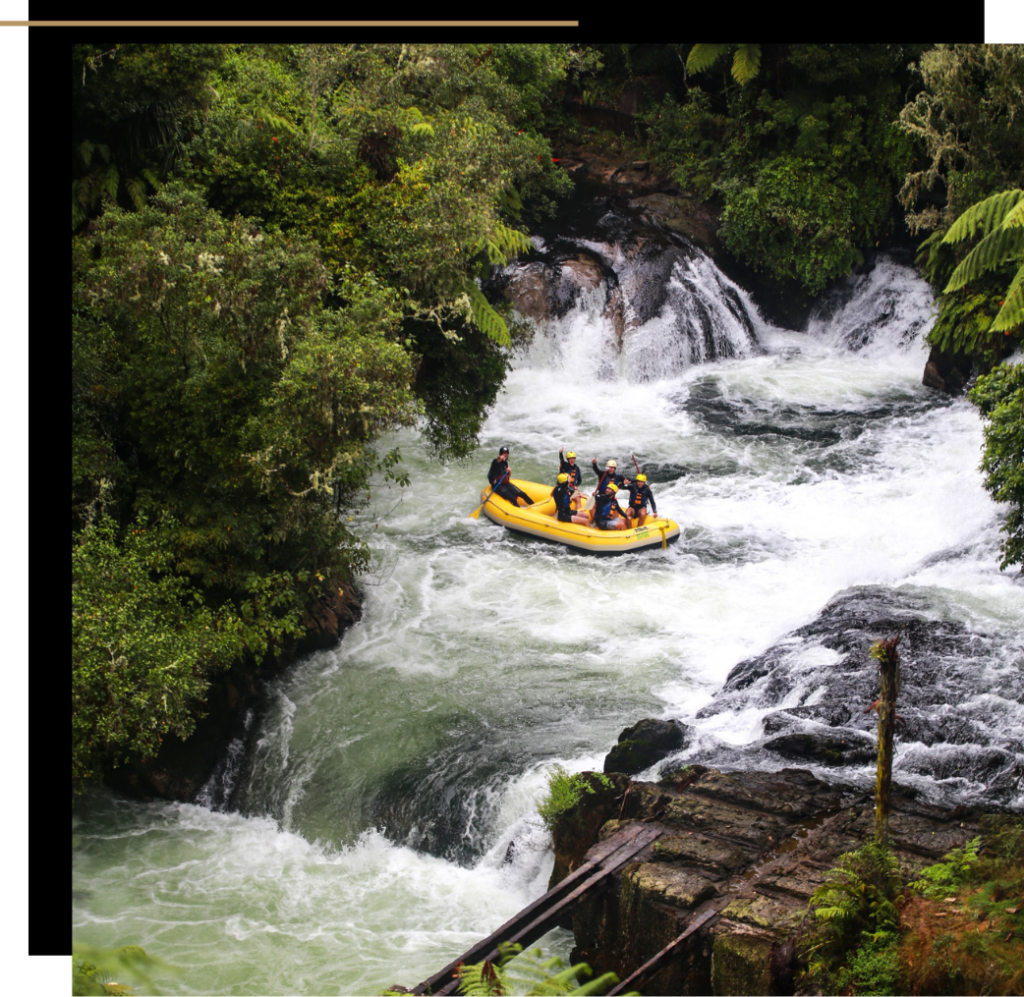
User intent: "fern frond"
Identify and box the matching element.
[944,226,1024,291]
[102,163,120,201]
[992,264,1024,332]
[564,972,620,996]
[251,108,302,137]
[462,280,511,346]
[139,168,161,191]
[731,44,761,85]
[686,44,730,75]
[942,189,1024,244]
[125,175,147,210]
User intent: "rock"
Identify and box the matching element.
[627,862,717,910]
[922,345,970,395]
[653,834,748,874]
[547,771,629,891]
[568,766,983,994]
[762,727,876,766]
[629,192,722,250]
[604,718,688,774]
[498,253,609,324]
[711,931,773,997]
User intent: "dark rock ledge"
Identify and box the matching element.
[552,763,981,996]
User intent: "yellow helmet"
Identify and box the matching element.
[607,482,619,493]
[606,459,618,469]
[557,473,568,483]
[566,451,576,459]
[637,473,647,482]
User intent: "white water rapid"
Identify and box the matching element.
[72,242,1023,996]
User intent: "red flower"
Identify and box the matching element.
[551,157,561,162]
[272,136,279,143]
[517,129,523,135]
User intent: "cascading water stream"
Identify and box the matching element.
[72,221,1022,995]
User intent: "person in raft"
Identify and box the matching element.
[593,482,629,530]
[488,446,533,507]
[591,457,627,491]
[551,473,575,522]
[624,473,657,527]
[558,448,584,509]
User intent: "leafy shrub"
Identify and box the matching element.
[536,767,612,833]
[455,941,624,996]
[910,836,981,900]
[804,842,902,983]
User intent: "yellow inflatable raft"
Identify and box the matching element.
[477,479,680,554]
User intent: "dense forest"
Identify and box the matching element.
[72,43,1024,797]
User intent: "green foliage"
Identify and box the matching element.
[968,362,1024,572]
[72,185,419,786]
[805,843,902,980]
[898,45,1024,234]
[73,44,226,228]
[647,45,914,298]
[910,837,981,899]
[829,933,901,996]
[72,516,246,788]
[456,942,624,997]
[537,767,613,833]
[72,942,174,996]
[941,189,1024,335]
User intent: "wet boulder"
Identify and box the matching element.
[604,718,689,774]
[762,724,876,766]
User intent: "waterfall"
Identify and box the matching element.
[74,210,1021,995]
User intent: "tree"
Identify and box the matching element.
[72,185,418,786]
[898,45,1024,234]
[868,631,903,845]
[970,362,1024,573]
[940,188,1024,335]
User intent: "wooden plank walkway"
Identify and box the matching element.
[411,822,663,996]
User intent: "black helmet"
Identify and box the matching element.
[498,446,509,455]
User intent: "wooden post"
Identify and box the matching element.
[870,630,903,846]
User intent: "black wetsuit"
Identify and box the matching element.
[558,453,583,492]
[551,482,574,522]
[488,458,532,506]
[591,459,626,491]
[625,481,657,516]
[593,489,626,529]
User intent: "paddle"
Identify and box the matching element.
[469,469,509,519]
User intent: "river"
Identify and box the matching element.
[72,224,1023,994]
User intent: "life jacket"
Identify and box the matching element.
[594,490,623,522]
[560,457,582,490]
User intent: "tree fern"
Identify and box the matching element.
[941,189,1024,333]
[461,279,511,347]
[945,227,1024,292]
[686,44,730,76]
[731,44,761,85]
[942,189,1024,244]
[686,44,761,85]
[456,942,623,997]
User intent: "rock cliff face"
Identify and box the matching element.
[555,765,980,996]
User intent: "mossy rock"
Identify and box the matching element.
[603,718,688,775]
[711,931,773,996]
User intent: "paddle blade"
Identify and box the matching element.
[469,505,483,519]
